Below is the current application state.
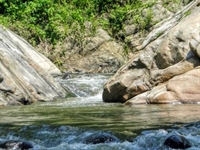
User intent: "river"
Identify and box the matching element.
[0,74,200,149]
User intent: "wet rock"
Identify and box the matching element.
[84,132,120,144]
[61,71,72,79]
[164,134,191,149]
[0,140,33,150]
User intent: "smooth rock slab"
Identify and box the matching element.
[0,26,66,105]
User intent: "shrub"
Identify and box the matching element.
[0,0,163,67]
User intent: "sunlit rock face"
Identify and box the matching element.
[0,26,66,106]
[127,67,200,104]
[103,1,200,104]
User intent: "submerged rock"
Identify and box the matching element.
[0,26,66,106]
[0,140,33,150]
[103,1,200,104]
[84,132,120,144]
[164,134,191,149]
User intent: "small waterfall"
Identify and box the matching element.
[59,74,111,97]
[53,74,112,107]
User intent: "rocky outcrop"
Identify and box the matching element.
[60,3,172,73]
[34,1,193,73]
[0,26,66,106]
[61,28,126,73]
[103,0,200,104]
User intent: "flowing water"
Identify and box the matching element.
[0,74,200,150]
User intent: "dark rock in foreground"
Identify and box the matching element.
[84,132,120,144]
[164,134,191,149]
[0,140,33,150]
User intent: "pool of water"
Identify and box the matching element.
[0,74,200,149]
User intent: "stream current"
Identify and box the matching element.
[0,74,200,150]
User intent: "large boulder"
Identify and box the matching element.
[151,67,200,104]
[126,67,200,104]
[0,26,66,106]
[103,0,200,104]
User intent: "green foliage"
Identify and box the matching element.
[163,0,184,12]
[65,91,76,98]
[156,31,164,38]
[0,0,62,45]
[0,0,158,46]
[0,0,159,66]
[184,10,191,16]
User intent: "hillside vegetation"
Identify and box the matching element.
[0,0,190,69]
